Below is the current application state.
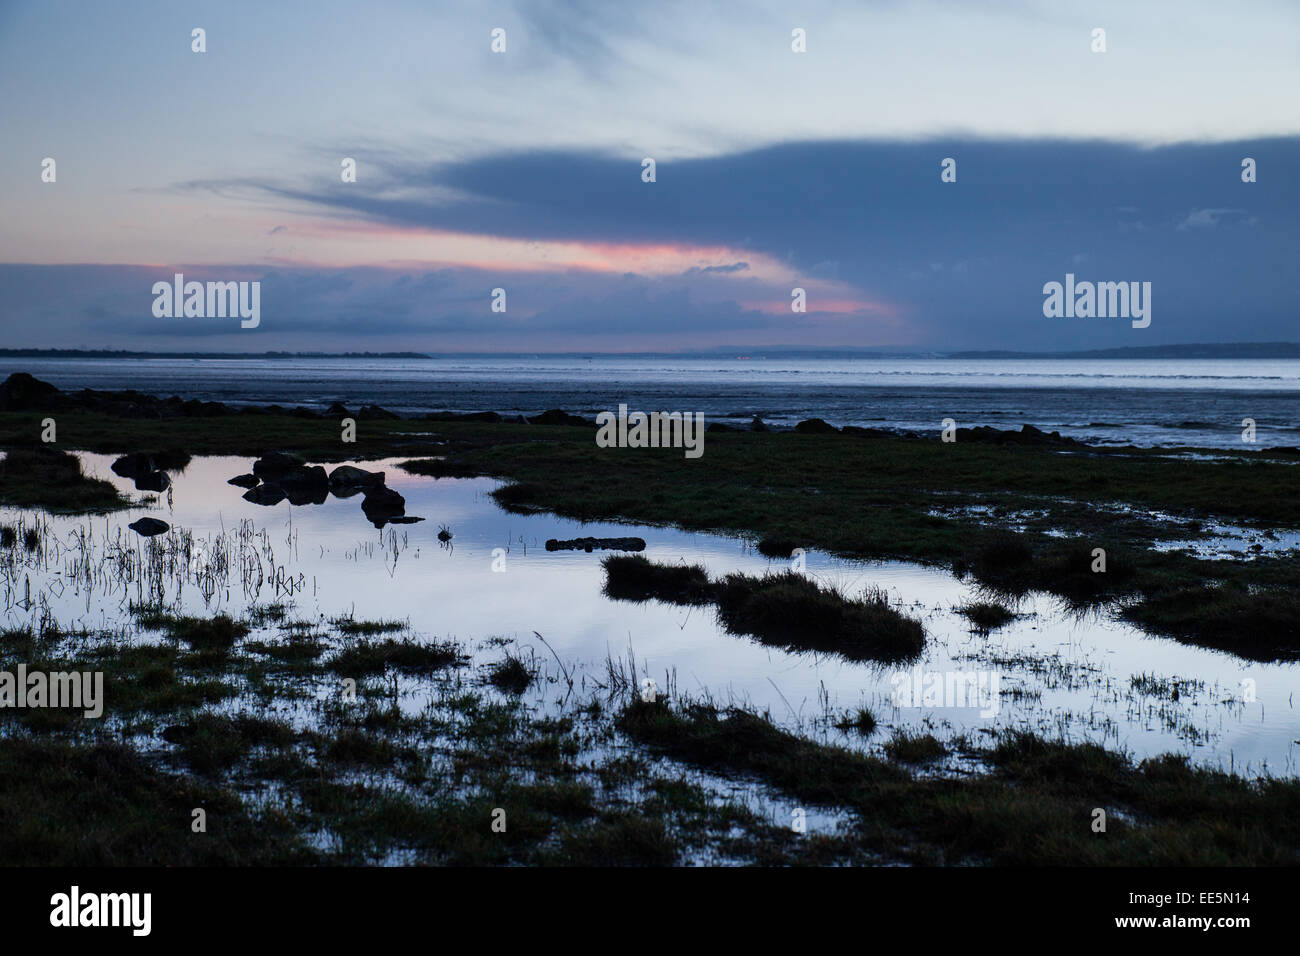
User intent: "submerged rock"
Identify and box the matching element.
[128,517,169,537]
[328,465,385,497]
[243,484,287,506]
[134,470,171,492]
[252,452,306,481]
[545,536,646,553]
[227,473,259,488]
[361,485,406,526]
[111,453,155,480]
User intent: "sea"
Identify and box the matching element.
[4,355,1299,450]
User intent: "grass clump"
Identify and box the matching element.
[755,535,800,559]
[487,652,536,695]
[330,616,407,636]
[834,707,877,737]
[957,600,1017,633]
[883,730,948,763]
[328,637,465,676]
[1123,582,1300,661]
[713,573,924,663]
[0,445,128,513]
[131,607,248,652]
[601,554,713,605]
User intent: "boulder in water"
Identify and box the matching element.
[128,517,169,537]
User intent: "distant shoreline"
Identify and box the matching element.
[4,343,1300,361]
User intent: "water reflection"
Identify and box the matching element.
[1,452,1296,777]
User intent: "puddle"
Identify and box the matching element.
[1,452,1297,779]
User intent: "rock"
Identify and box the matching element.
[134,470,171,492]
[327,402,352,418]
[750,416,769,432]
[951,424,1084,448]
[794,418,838,434]
[0,373,61,412]
[227,473,259,488]
[279,465,329,506]
[111,453,155,480]
[252,452,306,481]
[361,485,406,526]
[328,465,385,497]
[527,409,592,427]
[357,405,400,420]
[128,517,169,537]
[279,464,328,491]
[243,484,287,506]
[285,485,329,506]
[544,536,646,553]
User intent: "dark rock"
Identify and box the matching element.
[243,484,287,506]
[358,405,401,420]
[840,425,893,438]
[280,465,329,505]
[227,473,260,488]
[750,416,769,432]
[285,485,329,506]
[134,470,171,492]
[128,517,169,537]
[279,464,328,491]
[0,373,61,412]
[327,402,353,418]
[952,424,1084,448]
[527,409,592,427]
[111,453,155,479]
[544,536,646,553]
[252,452,306,481]
[361,485,406,526]
[328,465,385,497]
[794,418,838,434]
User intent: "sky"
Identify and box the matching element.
[1,0,1297,352]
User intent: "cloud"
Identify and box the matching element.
[1177,207,1247,229]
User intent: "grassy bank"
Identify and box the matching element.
[3,608,1296,865]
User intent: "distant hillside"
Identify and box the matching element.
[0,349,432,359]
[947,343,1300,359]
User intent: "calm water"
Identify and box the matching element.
[5,355,1300,449]
[2,452,1295,777]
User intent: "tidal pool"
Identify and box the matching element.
[2,452,1297,778]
